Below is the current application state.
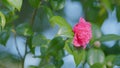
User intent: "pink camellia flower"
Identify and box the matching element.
[73,17,92,48]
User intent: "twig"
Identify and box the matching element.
[22,39,28,68]
[30,8,38,26]
[14,33,23,59]
[24,39,28,58]
[13,33,23,68]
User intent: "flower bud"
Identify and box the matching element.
[94,41,101,48]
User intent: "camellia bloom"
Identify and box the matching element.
[73,17,92,48]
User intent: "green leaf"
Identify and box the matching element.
[32,34,49,47]
[0,64,5,68]
[28,66,37,68]
[50,16,70,28]
[41,36,65,68]
[116,6,120,22]
[91,23,102,39]
[73,49,86,66]
[80,0,108,27]
[32,34,49,55]
[39,64,55,68]
[105,55,115,68]
[0,30,10,46]
[16,23,33,37]
[50,16,73,38]
[7,0,23,11]
[50,0,65,10]
[43,7,54,19]
[28,0,40,8]
[0,11,6,29]
[0,52,21,68]
[87,48,105,65]
[65,39,86,66]
[97,34,120,42]
[64,39,73,54]
[27,36,35,54]
[90,63,106,68]
[90,23,102,45]
[113,55,120,66]
[101,0,112,10]
[53,58,64,68]
[47,36,65,55]
[2,0,15,11]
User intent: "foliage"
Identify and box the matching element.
[0,0,120,68]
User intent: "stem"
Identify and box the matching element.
[30,8,38,26]
[82,62,85,68]
[14,33,23,68]
[13,30,28,68]
[24,40,28,58]
[22,59,24,68]
[21,39,28,68]
[14,34,23,59]
[82,64,84,68]
[22,37,28,68]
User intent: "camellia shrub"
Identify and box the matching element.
[0,0,120,68]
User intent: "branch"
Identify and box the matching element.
[23,38,28,59]
[21,39,28,68]
[14,32,23,59]
[30,8,38,26]
[24,40,27,58]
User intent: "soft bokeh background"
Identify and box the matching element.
[0,0,120,68]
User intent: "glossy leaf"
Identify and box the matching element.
[43,36,65,68]
[39,64,55,68]
[113,55,120,66]
[0,52,21,68]
[50,0,65,10]
[16,23,33,37]
[65,39,86,66]
[101,0,112,10]
[87,48,105,65]
[80,0,108,27]
[28,66,37,68]
[90,63,106,68]
[7,0,23,11]
[0,11,6,29]
[28,0,40,8]
[2,0,15,11]
[50,16,73,38]
[90,23,102,45]
[0,30,10,46]
[105,55,115,68]
[53,56,64,68]
[101,42,120,55]
[73,49,86,66]
[32,34,49,55]
[64,39,74,54]
[97,34,120,42]
[32,34,49,47]
[43,7,54,19]
[47,36,65,55]
[27,36,35,54]
[116,6,120,22]
[91,23,102,39]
